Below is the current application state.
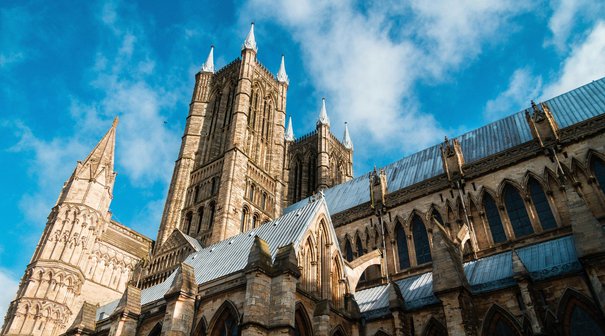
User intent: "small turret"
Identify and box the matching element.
[242,22,258,52]
[342,122,353,150]
[285,116,295,141]
[277,54,289,84]
[201,45,214,73]
[318,97,330,126]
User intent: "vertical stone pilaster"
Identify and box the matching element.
[108,285,141,336]
[161,263,198,336]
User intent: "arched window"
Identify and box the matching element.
[356,235,364,257]
[294,305,312,336]
[345,239,353,262]
[503,184,534,238]
[211,177,218,195]
[251,214,258,229]
[148,323,162,336]
[210,304,239,336]
[208,202,216,230]
[482,306,522,336]
[528,178,557,230]
[423,317,447,336]
[559,290,605,336]
[249,89,258,128]
[483,193,507,244]
[197,206,205,234]
[592,157,605,196]
[184,212,193,235]
[193,186,200,204]
[240,207,249,232]
[261,193,267,210]
[249,185,255,202]
[395,223,410,270]
[307,157,316,195]
[412,215,431,265]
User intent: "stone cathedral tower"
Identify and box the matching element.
[1,120,151,336]
[155,23,290,251]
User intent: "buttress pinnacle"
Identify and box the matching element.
[318,98,330,126]
[277,55,289,84]
[285,116,295,141]
[201,45,214,73]
[343,122,353,150]
[243,22,258,52]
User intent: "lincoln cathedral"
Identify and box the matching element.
[3,23,605,336]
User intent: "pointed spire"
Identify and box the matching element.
[77,117,118,180]
[285,116,295,141]
[277,54,289,84]
[243,22,258,52]
[201,45,214,73]
[342,122,353,149]
[318,97,330,126]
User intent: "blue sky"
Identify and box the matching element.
[1,0,605,316]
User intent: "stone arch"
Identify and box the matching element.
[500,181,534,239]
[344,236,354,262]
[480,304,523,336]
[208,300,240,336]
[193,316,208,336]
[556,288,605,336]
[295,302,313,336]
[525,172,558,231]
[394,219,410,270]
[479,187,507,245]
[330,324,347,336]
[148,322,162,336]
[571,157,590,183]
[427,204,444,226]
[409,212,432,265]
[422,317,447,336]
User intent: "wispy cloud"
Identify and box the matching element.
[0,7,32,69]
[484,69,543,121]
[542,21,605,99]
[0,268,18,321]
[546,0,605,52]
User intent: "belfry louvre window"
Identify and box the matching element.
[484,193,507,244]
[395,223,410,269]
[503,184,534,238]
[528,178,557,230]
[412,215,431,264]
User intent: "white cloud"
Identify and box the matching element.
[484,68,543,121]
[243,0,533,161]
[542,21,605,99]
[0,269,19,321]
[547,0,605,51]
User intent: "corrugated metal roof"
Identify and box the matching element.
[285,77,605,216]
[95,196,329,320]
[354,235,581,317]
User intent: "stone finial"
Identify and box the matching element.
[277,54,289,84]
[512,249,529,279]
[318,97,330,126]
[440,136,465,186]
[285,116,295,141]
[274,243,300,276]
[370,167,388,212]
[165,263,197,298]
[65,302,97,335]
[245,235,273,273]
[342,122,353,150]
[525,100,560,148]
[114,285,141,316]
[201,45,214,73]
[431,224,469,294]
[242,22,258,52]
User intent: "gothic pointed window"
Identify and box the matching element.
[482,306,522,336]
[240,207,249,232]
[559,291,605,336]
[431,208,444,225]
[251,214,258,229]
[208,202,216,230]
[356,236,364,257]
[568,306,605,336]
[197,207,204,234]
[395,223,410,269]
[294,305,312,336]
[592,157,605,196]
[528,178,557,230]
[503,184,534,238]
[211,305,239,336]
[184,212,193,235]
[345,239,353,262]
[412,215,431,265]
[483,193,507,244]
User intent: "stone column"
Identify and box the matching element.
[242,236,273,336]
[269,244,301,336]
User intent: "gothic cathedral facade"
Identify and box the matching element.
[3,24,605,336]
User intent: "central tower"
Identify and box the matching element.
[156,24,289,249]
